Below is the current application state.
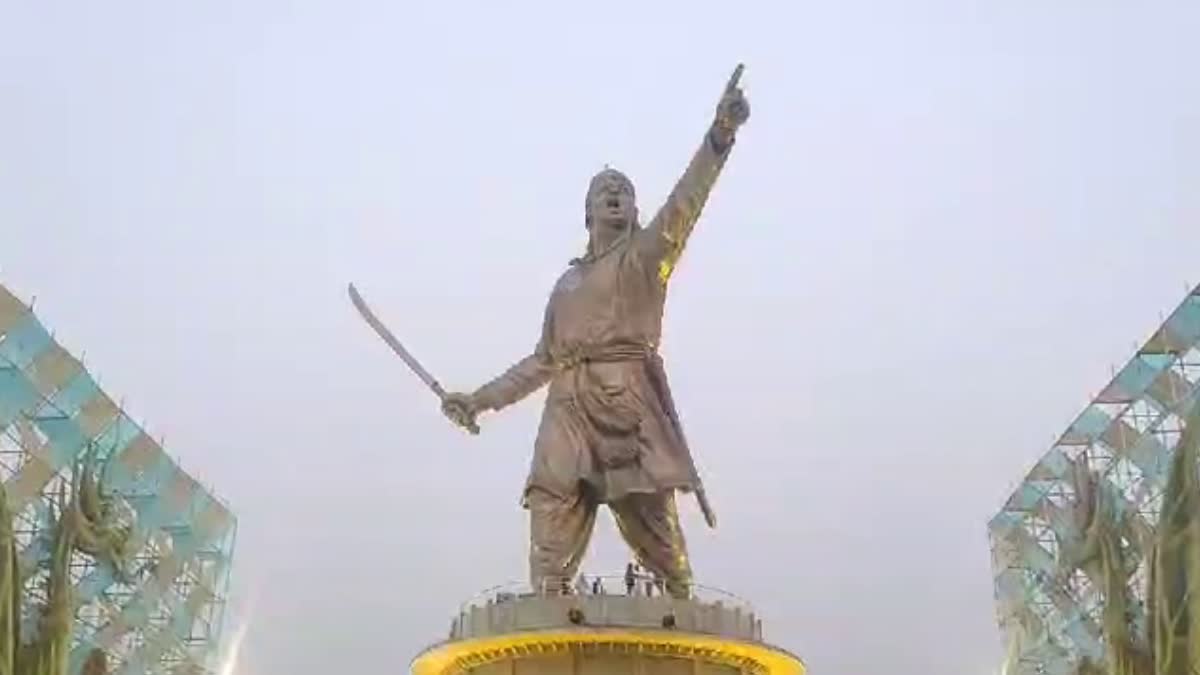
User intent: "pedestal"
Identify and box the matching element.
[411,581,804,675]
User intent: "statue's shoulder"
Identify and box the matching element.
[553,263,585,295]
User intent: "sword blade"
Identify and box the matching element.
[347,283,447,400]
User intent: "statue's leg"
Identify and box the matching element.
[526,487,598,595]
[610,490,693,599]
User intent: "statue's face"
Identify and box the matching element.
[586,169,636,236]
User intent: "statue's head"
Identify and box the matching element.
[585,167,638,239]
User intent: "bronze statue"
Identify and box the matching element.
[440,65,750,598]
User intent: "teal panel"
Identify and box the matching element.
[0,315,53,368]
[0,310,29,340]
[94,413,143,458]
[990,512,1022,531]
[1030,448,1070,480]
[1020,539,1056,574]
[74,564,117,604]
[1114,357,1163,400]
[1128,434,1169,485]
[0,366,39,427]
[1166,296,1200,345]
[1070,406,1112,440]
[35,416,89,467]
[48,371,102,417]
[167,529,195,552]
[1026,480,1061,497]
[1009,483,1045,510]
[30,399,69,421]
[996,568,1027,599]
[1047,505,1080,540]
[1042,447,1071,478]
[1063,621,1103,661]
[1140,353,1175,371]
[166,599,197,637]
[129,474,188,531]
[18,534,49,571]
[107,444,172,494]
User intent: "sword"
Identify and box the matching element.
[347,283,480,434]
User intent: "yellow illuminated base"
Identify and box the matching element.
[411,629,805,675]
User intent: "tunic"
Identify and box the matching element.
[471,132,733,516]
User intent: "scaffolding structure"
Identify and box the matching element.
[989,284,1200,675]
[0,284,236,675]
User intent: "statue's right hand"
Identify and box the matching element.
[441,393,481,435]
[712,64,749,146]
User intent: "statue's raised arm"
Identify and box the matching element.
[634,64,751,283]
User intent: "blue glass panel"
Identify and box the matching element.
[0,367,39,427]
[1009,483,1044,510]
[1026,480,1061,496]
[1070,406,1112,439]
[0,316,53,369]
[1047,506,1079,539]
[995,569,1026,599]
[1128,434,1168,484]
[35,416,88,467]
[1039,447,1071,479]
[30,398,69,422]
[168,528,196,552]
[1141,353,1175,371]
[75,565,115,604]
[1114,358,1162,399]
[1166,296,1200,345]
[48,371,100,417]
[131,487,175,531]
[990,512,1021,531]
[1021,539,1055,573]
[1063,621,1103,661]
[107,441,171,494]
[167,601,198,635]
[94,413,142,457]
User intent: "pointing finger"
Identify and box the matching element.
[725,63,744,93]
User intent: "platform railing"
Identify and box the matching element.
[459,575,755,615]
[448,574,763,645]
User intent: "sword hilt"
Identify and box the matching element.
[439,393,481,435]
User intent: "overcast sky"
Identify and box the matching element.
[2,1,1199,674]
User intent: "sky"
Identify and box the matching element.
[2,1,1199,674]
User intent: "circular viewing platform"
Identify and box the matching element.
[411,576,804,675]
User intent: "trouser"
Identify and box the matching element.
[526,486,693,598]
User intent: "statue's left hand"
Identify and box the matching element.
[713,64,750,144]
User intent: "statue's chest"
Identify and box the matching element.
[551,258,622,314]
